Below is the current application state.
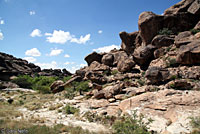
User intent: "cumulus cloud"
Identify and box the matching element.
[64,54,70,58]
[30,29,42,37]
[70,34,91,44]
[98,30,103,34]
[93,44,120,53]
[49,48,63,56]
[45,30,90,44]
[23,57,36,63]
[29,11,36,15]
[0,20,4,25]
[25,48,41,57]
[35,61,58,69]
[0,32,4,40]
[80,63,87,68]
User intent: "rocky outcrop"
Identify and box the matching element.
[151,35,174,48]
[145,67,170,85]
[0,52,41,81]
[133,45,156,70]
[119,31,139,55]
[84,52,104,66]
[176,40,200,65]
[175,31,196,47]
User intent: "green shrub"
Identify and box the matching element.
[12,75,33,89]
[158,28,174,35]
[63,76,72,82]
[112,111,153,134]
[65,104,79,115]
[137,79,145,86]
[75,81,90,92]
[64,87,76,100]
[190,29,200,35]
[111,70,119,75]
[167,57,177,67]
[190,116,200,133]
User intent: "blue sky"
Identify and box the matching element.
[0,0,180,73]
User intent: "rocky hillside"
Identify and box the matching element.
[1,0,200,134]
[0,52,72,86]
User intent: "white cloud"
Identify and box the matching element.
[98,30,103,34]
[25,48,41,57]
[29,11,36,16]
[64,54,70,58]
[45,30,90,44]
[35,61,58,69]
[30,29,42,37]
[0,20,4,25]
[66,66,79,73]
[93,44,120,53]
[0,32,4,40]
[64,62,75,65]
[49,48,63,56]
[23,57,36,63]
[70,34,90,44]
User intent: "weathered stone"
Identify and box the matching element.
[194,20,200,29]
[89,61,110,72]
[176,40,200,65]
[164,0,195,15]
[151,35,174,48]
[168,80,192,90]
[117,58,135,73]
[188,0,200,14]
[89,99,109,109]
[84,52,104,66]
[138,12,163,45]
[119,31,139,55]
[101,54,114,66]
[50,80,65,93]
[145,67,170,85]
[133,45,156,70]
[154,48,166,59]
[175,31,196,47]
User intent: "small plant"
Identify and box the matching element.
[137,79,145,86]
[190,116,200,133]
[190,29,200,35]
[170,75,177,80]
[112,111,153,134]
[167,57,177,67]
[158,28,174,35]
[64,104,79,115]
[111,70,119,75]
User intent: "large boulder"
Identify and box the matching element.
[117,58,135,73]
[89,61,110,72]
[50,80,64,93]
[145,66,170,85]
[175,31,196,47]
[138,12,163,45]
[101,54,114,67]
[119,31,139,55]
[176,40,200,65]
[164,0,195,15]
[151,35,174,48]
[84,52,104,66]
[138,11,198,45]
[133,45,156,70]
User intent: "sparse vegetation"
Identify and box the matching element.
[167,57,177,67]
[190,29,200,35]
[190,116,200,134]
[112,111,153,134]
[158,28,174,35]
[111,70,119,75]
[137,79,145,86]
[64,104,79,115]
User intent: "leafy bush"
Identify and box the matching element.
[190,29,200,35]
[12,75,58,94]
[158,28,174,35]
[112,111,153,134]
[63,76,72,82]
[65,104,79,115]
[12,75,33,89]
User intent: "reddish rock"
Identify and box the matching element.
[117,58,135,73]
[119,31,139,55]
[84,52,104,66]
[176,40,200,65]
[151,35,174,48]
[50,80,65,93]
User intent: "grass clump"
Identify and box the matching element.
[112,111,153,134]
[111,70,119,75]
[158,28,174,35]
[190,116,200,133]
[64,104,79,115]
